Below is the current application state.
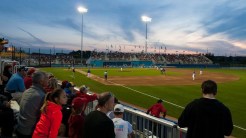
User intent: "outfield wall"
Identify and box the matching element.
[167,64,220,68]
[90,59,219,68]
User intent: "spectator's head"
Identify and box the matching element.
[17,66,28,77]
[157,99,163,103]
[66,82,75,93]
[32,71,49,87]
[41,88,67,113]
[48,78,59,89]
[3,64,12,74]
[79,85,89,93]
[61,80,68,89]
[27,68,35,76]
[48,73,54,79]
[71,97,87,114]
[113,104,124,117]
[97,92,114,113]
[201,80,217,95]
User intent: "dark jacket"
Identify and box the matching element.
[178,98,233,138]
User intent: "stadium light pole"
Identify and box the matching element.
[78,6,88,66]
[141,16,152,53]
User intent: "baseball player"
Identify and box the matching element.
[192,71,196,80]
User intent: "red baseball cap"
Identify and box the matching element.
[72,97,87,110]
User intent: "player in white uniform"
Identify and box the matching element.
[192,71,196,80]
[200,68,203,75]
[112,104,134,138]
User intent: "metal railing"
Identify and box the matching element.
[83,99,187,138]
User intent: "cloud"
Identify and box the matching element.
[187,40,246,56]
[18,27,48,45]
[1,0,246,55]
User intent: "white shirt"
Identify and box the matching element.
[112,118,133,138]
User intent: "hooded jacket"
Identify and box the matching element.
[33,101,62,138]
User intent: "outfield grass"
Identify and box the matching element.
[41,67,246,137]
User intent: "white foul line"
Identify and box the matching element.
[106,79,185,109]
[233,125,246,131]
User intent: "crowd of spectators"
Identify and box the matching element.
[91,51,212,64]
[0,65,131,137]
[1,50,212,66]
[1,53,74,66]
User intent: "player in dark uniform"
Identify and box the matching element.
[104,71,108,81]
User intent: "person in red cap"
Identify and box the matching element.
[68,97,87,138]
[24,67,36,89]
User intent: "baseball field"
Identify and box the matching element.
[41,67,246,137]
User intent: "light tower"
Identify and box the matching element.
[141,16,152,53]
[78,6,88,65]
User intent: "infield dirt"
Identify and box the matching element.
[76,68,239,86]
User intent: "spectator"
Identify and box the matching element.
[6,66,28,102]
[0,94,14,137]
[48,73,54,80]
[64,82,76,105]
[75,85,98,114]
[84,92,115,138]
[178,80,233,138]
[45,78,59,93]
[2,64,12,86]
[107,97,120,119]
[146,99,167,118]
[112,104,134,138]
[61,82,75,136]
[61,80,68,89]
[64,82,75,96]
[24,67,36,89]
[0,64,12,93]
[146,99,167,137]
[68,97,87,138]
[33,89,67,138]
[16,71,48,138]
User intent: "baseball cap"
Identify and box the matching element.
[66,82,75,88]
[72,97,87,110]
[114,104,124,112]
